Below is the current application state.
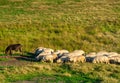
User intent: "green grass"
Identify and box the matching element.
[0,0,120,53]
[0,58,9,61]
[0,63,120,83]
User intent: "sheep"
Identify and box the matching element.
[42,54,57,63]
[51,53,58,62]
[86,52,96,62]
[66,50,85,58]
[78,55,86,63]
[68,56,77,63]
[92,56,109,64]
[72,50,85,56]
[43,48,54,54]
[35,48,54,61]
[54,50,69,58]
[34,47,46,56]
[69,55,86,63]
[56,55,69,63]
[108,56,120,64]
[35,52,48,61]
[107,52,118,58]
[96,51,109,56]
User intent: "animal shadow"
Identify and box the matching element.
[14,52,36,62]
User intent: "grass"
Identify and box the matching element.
[0,58,9,61]
[0,0,120,82]
[0,62,120,83]
[0,0,120,53]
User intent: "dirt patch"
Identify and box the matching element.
[10,0,23,2]
[0,55,35,66]
[12,80,36,83]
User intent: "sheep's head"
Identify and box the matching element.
[57,59,61,63]
[92,60,96,63]
[69,57,74,62]
[35,56,40,61]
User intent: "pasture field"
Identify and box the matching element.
[0,56,120,83]
[0,0,120,83]
[0,0,120,52]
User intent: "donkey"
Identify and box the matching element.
[5,44,22,56]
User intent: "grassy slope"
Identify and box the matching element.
[1,62,120,83]
[0,0,120,82]
[0,0,120,53]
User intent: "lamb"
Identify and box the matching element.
[92,56,109,64]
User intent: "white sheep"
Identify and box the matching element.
[35,52,48,61]
[42,54,57,63]
[54,50,69,58]
[109,56,120,64]
[35,48,54,61]
[66,50,85,58]
[56,55,69,63]
[72,50,85,56]
[86,52,96,62]
[34,47,46,56]
[92,56,109,64]
[69,55,86,63]
[96,51,109,56]
[107,52,118,58]
[43,48,54,54]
